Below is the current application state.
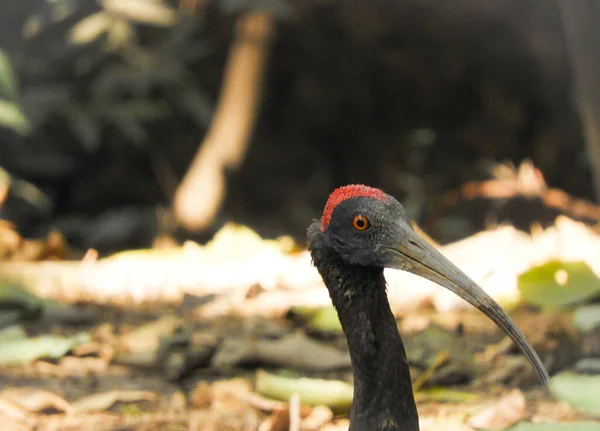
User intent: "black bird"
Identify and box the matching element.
[307,184,549,431]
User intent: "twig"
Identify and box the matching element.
[289,393,300,431]
[412,349,451,392]
[173,11,275,231]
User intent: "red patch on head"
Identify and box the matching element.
[321,184,389,231]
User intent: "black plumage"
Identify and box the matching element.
[308,185,549,431]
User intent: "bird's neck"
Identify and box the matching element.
[309,238,419,430]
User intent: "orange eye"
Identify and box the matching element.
[352,215,370,231]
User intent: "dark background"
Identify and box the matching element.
[0,0,594,252]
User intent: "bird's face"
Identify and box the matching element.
[324,195,411,268]
[316,185,549,385]
[324,193,505,317]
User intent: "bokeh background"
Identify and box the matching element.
[1,0,599,255]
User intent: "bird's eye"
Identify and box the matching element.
[352,215,370,231]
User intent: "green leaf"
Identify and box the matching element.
[0,332,91,366]
[518,261,600,308]
[0,50,18,100]
[0,325,27,342]
[491,422,600,431]
[0,100,30,135]
[0,281,44,322]
[415,386,478,403]
[64,106,101,151]
[255,370,353,412]
[550,371,600,416]
[174,85,212,127]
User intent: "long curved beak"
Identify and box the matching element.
[382,222,550,386]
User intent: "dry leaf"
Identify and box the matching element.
[212,331,351,371]
[101,0,177,26]
[301,405,334,430]
[189,381,213,409]
[468,389,527,429]
[0,395,34,423]
[118,315,180,354]
[69,11,112,44]
[211,378,252,410]
[0,387,70,414]
[70,390,156,414]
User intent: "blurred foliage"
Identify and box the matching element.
[518,261,600,308]
[0,280,43,325]
[255,369,354,412]
[549,371,600,416]
[0,327,90,366]
[0,50,30,135]
[573,304,600,333]
[219,0,293,16]
[15,0,215,153]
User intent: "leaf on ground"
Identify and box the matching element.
[118,315,181,354]
[518,261,600,308]
[549,371,600,416]
[69,11,112,45]
[0,325,27,342]
[0,331,91,366]
[0,395,33,423]
[0,281,43,321]
[468,389,527,429]
[415,386,478,403]
[489,422,600,431]
[405,325,481,383]
[0,100,30,135]
[70,390,157,414]
[102,0,177,27]
[40,300,98,325]
[256,370,353,412]
[211,378,253,410]
[573,305,600,333]
[0,388,70,414]
[0,311,22,330]
[211,331,351,371]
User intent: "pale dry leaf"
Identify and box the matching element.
[531,217,600,275]
[211,378,252,410]
[260,409,290,431]
[69,11,112,44]
[188,410,215,431]
[101,0,177,26]
[301,405,334,430]
[70,390,156,414]
[239,392,286,412]
[168,390,187,414]
[0,395,33,422]
[468,388,527,429]
[189,381,212,409]
[105,19,135,51]
[0,388,71,414]
[118,315,180,353]
[58,356,109,376]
